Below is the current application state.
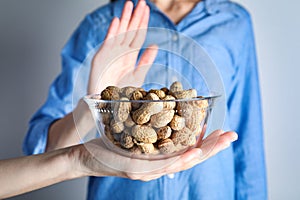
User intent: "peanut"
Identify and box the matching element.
[132,93,163,125]
[186,100,208,135]
[182,134,197,146]
[132,125,157,143]
[110,119,125,134]
[192,99,209,109]
[160,87,169,94]
[162,95,176,110]
[144,92,160,101]
[178,99,207,134]
[130,90,144,100]
[113,97,131,122]
[137,143,156,154]
[173,89,197,99]
[130,89,144,110]
[170,115,185,131]
[171,127,193,146]
[157,126,172,140]
[120,130,134,149]
[150,109,175,128]
[121,86,137,98]
[101,86,120,100]
[124,114,135,128]
[106,86,121,93]
[170,81,183,93]
[149,89,166,99]
[137,88,147,97]
[158,139,175,154]
[176,102,193,119]
[186,108,205,133]
[96,81,209,156]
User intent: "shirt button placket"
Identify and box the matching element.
[172,33,179,42]
[171,32,180,84]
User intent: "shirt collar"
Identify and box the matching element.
[113,0,228,17]
[204,0,228,14]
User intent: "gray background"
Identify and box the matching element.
[0,0,299,199]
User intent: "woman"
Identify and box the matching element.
[0,3,237,198]
[24,0,267,199]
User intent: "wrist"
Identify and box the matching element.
[46,99,90,152]
[73,98,95,133]
[66,144,94,178]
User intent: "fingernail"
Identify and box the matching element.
[232,133,238,141]
[196,149,203,158]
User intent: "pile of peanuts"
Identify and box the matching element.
[93,82,209,155]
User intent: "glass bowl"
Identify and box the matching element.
[84,93,219,160]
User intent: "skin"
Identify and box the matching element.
[0,129,237,199]
[0,1,238,198]
[46,0,157,151]
[46,0,204,152]
[151,0,202,24]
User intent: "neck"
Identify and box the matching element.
[150,0,201,24]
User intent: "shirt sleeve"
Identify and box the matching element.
[227,15,268,199]
[23,15,97,155]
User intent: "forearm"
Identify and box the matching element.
[46,99,94,151]
[0,146,84,199]
[0,131,238,199]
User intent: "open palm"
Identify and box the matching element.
[88,0,157,94]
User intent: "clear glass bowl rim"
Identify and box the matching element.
[84,93,221,104]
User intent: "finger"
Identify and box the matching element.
[195,129,222,146]
[199,131,238,160]
[139,3,150,30]
[123,0,147,45]
[139,148,201,176]
[118,1,134,34]
[128,0,147,31]
[158,131,238,174]
[161,148,202,174]
[127,171,165,182]
[104,17,120,41]
[165,148,201,173]
[135,44,158,71]
[173,132,237,171]
[194,129,223,148]
[130,6,150,48]
[133,45,158,81]
[116,1,134,43]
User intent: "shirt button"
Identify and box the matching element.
[167,173,175,179]
[172,34,179,41]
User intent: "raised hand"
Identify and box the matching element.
[88,0,158,94]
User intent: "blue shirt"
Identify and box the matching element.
[23,0,267,199]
